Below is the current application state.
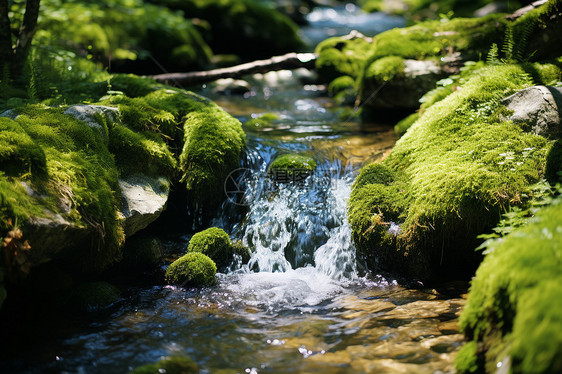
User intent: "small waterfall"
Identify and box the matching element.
[232,154,358,281]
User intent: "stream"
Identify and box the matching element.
[1,5,467,374]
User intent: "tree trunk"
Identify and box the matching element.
[12,0,40,76]
[150,52,317,86]
[0,0,12,72]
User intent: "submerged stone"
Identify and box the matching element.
[132,356,198,374]
[268,154,317,183]
[70,281,121,312]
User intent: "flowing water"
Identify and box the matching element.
[1,5,468,374]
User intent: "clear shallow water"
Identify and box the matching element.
[1,6,467,374]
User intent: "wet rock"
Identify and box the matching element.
[501,85,562,138]
[268,154,317,182]
[211,78,251,95]
[119,175,169,237]
[165,252,217,287]
[64,104,120,141]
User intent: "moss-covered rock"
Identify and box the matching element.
[70,281,121,311]
[152,0,303,60]
[232,240,251,264]
[165,252,217,287]
[315,35,372,83]
[457,196,562,374]
[132,356,198,374]
[187,227,233,269]
[328,75,357,105]
[394,112,419,136]
[244,113,281,130]
[268,154,317,183]
[348,64,552,279]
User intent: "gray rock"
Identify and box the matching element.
[119,175,170,237]
[501,85,562,138]
[0,109,19,120]
[64,105,120,140]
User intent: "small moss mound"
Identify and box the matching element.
[268,154,317,182]
[165,252,217,287]
[70,281,121,312]
[455,341,480,374]
[188,227,233,269]
[232,241,251,264]
[365,56,405,82]
[458,197,562,374]
[132,355,198,374]
[328,75,357,105]
[315,36,371,83]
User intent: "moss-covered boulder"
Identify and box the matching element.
[70,281,121,312]
[268,154,317,183]
[152,0,303,60]
[457,196,562,374]
[187,227,233,269]
[232,241,251,265]
[133,356,198,374]
[315,33,372,83]
[165,252,217,287]
[348,64,553,280]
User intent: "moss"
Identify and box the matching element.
[268,154,317,182]
[70,281,121,311]
[109,124,177,177]
[2,105,124,271]
[545,139,562,185]
[165,252,217,286]
[122,235,163,269]
[180,106,245,216]
[315,36,372,83]
[328,75,357,105]
[365,56,405,82]
[153,0,303,60]
[455,341,480,374]
[132,356,198,374]
[0,117,47,178]
[458,197,562,374]
[187,227,233,270]
[394,112,419,136]
[34,0,212,73]
[349,64,551,279]
[232,241,251,264]
[108,74,162,98]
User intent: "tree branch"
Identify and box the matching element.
[12,0,40,72]
[150,52,317,86]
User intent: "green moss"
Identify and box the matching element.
[328,76,357,105]
[349,64,551,279]
[154,0,303,60]
[394,112,419,136]
[365,56,405,82]
[180,106,245,215]
[132,356,198,374]
[108,74,162,98]
[187,227,233,269]
[315,36,372,83]
[232,241,251,264]
[0,117,47,178]
[70,281,121,311]
[165,252,217,286]
[459,197,562,374]
[109,124,176,177]
[268,154,317,182]
[34,0,212,73]
[455,341,480,374]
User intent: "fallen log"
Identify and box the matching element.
[150,52,317,87]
